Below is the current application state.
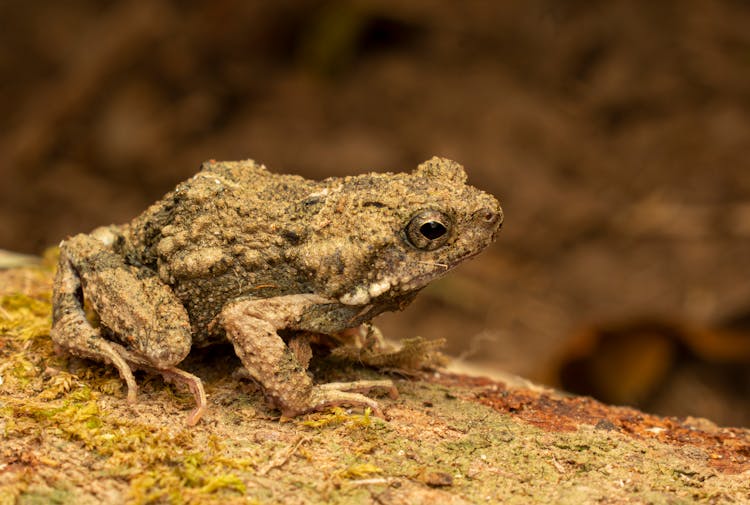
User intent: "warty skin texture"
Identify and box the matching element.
[51,156,503,423]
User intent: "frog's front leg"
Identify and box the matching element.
[219,295,396,417]
[52,232,206,425]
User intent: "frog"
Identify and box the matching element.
[51,156,503,425]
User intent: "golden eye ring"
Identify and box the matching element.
[405,210,452,251]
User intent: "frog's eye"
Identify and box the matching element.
[405,210,452,251]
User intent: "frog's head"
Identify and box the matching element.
[291,157,503,309]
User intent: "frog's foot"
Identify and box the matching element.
[110,343,207,426]
[295,379,398,418]
[317,379,398,398]
[154,366,207,426]
[51,314,139,404]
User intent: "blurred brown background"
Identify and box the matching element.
[2,1,749,426]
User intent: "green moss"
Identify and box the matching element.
[298,407,373,429]
[0,294,51,343]
[127,465,247,505]
[334,463,382,480]
[16,487,73,505]
[5,384,254,504]
[0,292,256,505]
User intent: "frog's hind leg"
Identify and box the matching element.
[52,233,205,424]
[219,295,396,418]
[52,239,139,401]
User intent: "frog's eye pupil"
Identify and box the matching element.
[405,210,452,251]
[420,221,447,240]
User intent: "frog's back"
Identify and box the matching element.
[199,159,273,185]
[125,159,313,259]
[121,159,321,338]
[198,159,317,210]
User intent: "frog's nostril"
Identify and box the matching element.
[480,208,503,228]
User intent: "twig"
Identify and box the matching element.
[257,435,310,476]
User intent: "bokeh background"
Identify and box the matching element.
[2,1,749,426]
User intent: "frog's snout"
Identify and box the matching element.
[476,201,503,238]
[481,207,503,228]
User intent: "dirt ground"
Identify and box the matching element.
[1,1,749,426]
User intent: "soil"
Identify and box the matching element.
[1,1,749,426]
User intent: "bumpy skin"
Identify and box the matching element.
[51,157,503,424]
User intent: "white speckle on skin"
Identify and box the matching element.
[368,279,391,298]
[306,188,330,199]
[171,247,228,277]
[90,226,118,247]
[339,286,371,305]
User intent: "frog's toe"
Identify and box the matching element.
[50,316,139,404]
[158,366,207,426]
[317,379,398,399]
[107,343,207,425]
[124,380,138,404]
[286,379,397,418]
[288,389,382,418]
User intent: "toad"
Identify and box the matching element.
[51,157,503,424]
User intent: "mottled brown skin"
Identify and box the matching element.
[51,157,503,424]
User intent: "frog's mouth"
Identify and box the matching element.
[390,265,452,294]
[338,272,435,307]
[337,246,486,307]
[400,241,500,291]
[405,247,492,290]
